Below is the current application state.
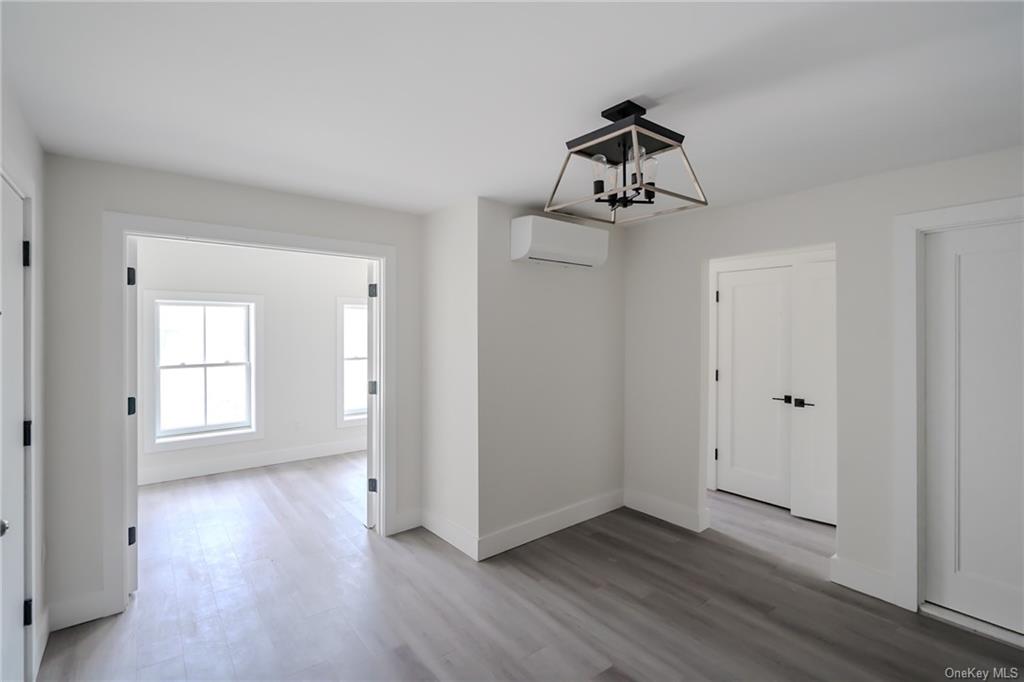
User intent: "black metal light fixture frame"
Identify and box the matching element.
[544,100,708,225]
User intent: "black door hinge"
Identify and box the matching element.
[127,267,136,286]
[22,241,30,267]
[714,448,718,461]
[367,478,378,493]
[715,369,719,382]
[367,380,378,395]
[23,599,32,627]
[23,420,31,447]
[368,283,378,298]
[715,290,719,303]
[128,526,136,546]
[127,396,136,415]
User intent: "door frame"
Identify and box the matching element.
[891,195,1024,614]
[101,211,397,614]
[702,244,836,498]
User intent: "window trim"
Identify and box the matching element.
[141,290,265,454]
[337,296,368,428]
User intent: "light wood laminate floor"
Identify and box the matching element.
[39,454,1022,681]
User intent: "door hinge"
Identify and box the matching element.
[715,290,719,303]
[128,526,136,546]
[127,267,136,286]
[368,380,378,395]
[368,283,378,298]
[714,448,718,461]
[23,599,32,627]
[127,396,136,415]
[22,241,30,267]
[367,478,378,493]
[715,369,719,382]
[23,420,31,447]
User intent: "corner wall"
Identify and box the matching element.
[622,146,1024,605]
[420,200,481,556]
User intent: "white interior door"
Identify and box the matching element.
[925,222,1024,634]
[365,262,380,530]
[716,267,792,507]
[789,261,838,524]
[1,180,26,682]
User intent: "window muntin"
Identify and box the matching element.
[156,300,254,439]
[340,302,368,421]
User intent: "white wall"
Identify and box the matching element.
[420,200,480,557]
[2,78,48,674]
[476,199,624,557]
[135,238,367,484]
[43,154,422,630]
[623,146,1024,604]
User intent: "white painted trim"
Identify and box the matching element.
[920,603,1024,650]
[421,510,479,561]
[624,488,708,532]
[829,554,898,606]
[890,196,1024,614]
[95,210,399,629]
[477,489,624,560]
[702,245,836,491]
[386,509,422,536]
[33,608,49,679]
[138,438,366,485]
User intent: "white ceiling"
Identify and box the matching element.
[4,2,1022,215]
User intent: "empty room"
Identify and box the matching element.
[1,2,1023,681]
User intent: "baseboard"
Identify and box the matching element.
[920,603,1024,650]
[829,554,900,607]
[32,607,49,681]
[477,489,624,560]
[385,508,422,536]
[138,437,365,484]
[421,509,479,560]
[623,489,708,532]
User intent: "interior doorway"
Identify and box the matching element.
[704,245,838,574]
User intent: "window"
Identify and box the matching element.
[156,300,255,439]
[338,299,368,424]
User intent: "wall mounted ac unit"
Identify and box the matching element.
[510,215,608,268]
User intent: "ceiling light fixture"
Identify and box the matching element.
[544,100,708,225]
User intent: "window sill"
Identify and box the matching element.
[147,426,263,454]
[338,415,367,430]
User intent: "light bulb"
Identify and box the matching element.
[629,146,646,186]
[643,154,658,200]
[591,154,608,195]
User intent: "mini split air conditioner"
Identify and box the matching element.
[509,215,608,268]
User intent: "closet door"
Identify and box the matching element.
[789,261,837,524]
[716,267,792,507]
[925,222,1023,634]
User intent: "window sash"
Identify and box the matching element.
[156,301,254,439]
[339,301,369,423]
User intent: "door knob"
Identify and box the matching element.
[793,398,815,408]
[0,519,9,537]
[771,395,792,404]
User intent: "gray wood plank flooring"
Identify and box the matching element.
[39,454,1023,681]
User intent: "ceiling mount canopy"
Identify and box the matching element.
[544,100,708,226]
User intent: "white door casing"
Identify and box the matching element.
[366,262,380,530]
[924,222,1023,634]
[716,266,793,507]
[790,261,838,524]
[1,180,26,682]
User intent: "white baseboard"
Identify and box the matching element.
[385,508,422,536]
[477,489,624,560]
[829,554,900,607]
[421,509,479,560]
[920,603,1024,650]
[623,489,708,532]
[138,436,365,484]
[32,607,49,680]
